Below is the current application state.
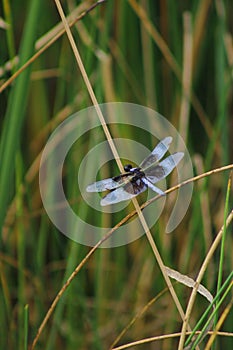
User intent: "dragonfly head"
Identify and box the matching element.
[124,164,133,172]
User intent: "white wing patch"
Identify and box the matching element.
[143,178,165,196]
[86,178,121,192]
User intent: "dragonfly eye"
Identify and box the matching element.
[124,164,132,172]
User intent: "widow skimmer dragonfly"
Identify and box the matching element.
[86,137,184,206]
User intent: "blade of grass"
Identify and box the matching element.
[178,207,233,349]
[189,277,233,349]
[0,0,41,234]
[205,0,228,171]
[184,271,233,348]
[215,174,232,325]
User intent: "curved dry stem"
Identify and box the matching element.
[111,331,233,350]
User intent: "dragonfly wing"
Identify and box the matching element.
[101,181,147,206]
[145,152,184,183]
[140,136,172,169]
[86,178,122,192]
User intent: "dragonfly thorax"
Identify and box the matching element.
[131,170,145,182]
[124,164,142,174]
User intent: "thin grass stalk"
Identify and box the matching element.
[192,0,212,70]
[45,242,86,350]
[140,0,157,108]
[205,297,233,350]
[54,0,188,329]
[53,0,123,172]
[16,152,26,350]
[0,261,10,347]
[2,0,16,67]
[24,304,29,350]
[179,12,192,143]
[193,155,213,286]
[215,0,228,170]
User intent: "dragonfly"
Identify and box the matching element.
[86,137,184,206]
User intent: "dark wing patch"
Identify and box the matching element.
[124,178,146,194]
[144,164,165,179]
[140,154,160,169]
[145,152,184,184]
[100,180,147,206]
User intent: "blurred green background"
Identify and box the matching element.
[0,0,232,349]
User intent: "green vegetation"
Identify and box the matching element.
[0,1,232,349]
